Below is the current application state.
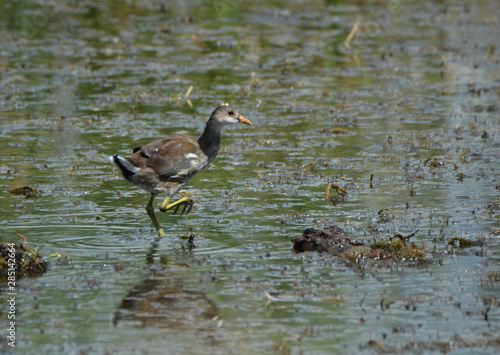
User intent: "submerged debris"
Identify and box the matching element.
[424,158,458,170]
[377,208,396,223]
[481,271,500,287]
[448,237,485,248]
[292,225,432,267]
[0,241,48,280]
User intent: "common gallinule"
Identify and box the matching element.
[111,104,252,237]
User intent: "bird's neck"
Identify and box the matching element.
[198,119,222,162]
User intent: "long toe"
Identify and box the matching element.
[180,203,189,216]
[172,205,180,215]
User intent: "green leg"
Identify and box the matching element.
[146,194,166,237]
[159,194,194,215]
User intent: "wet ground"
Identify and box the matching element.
[1,0,499,353]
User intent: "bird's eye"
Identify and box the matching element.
[228,110,234,115]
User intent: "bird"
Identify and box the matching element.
[110,104,252,237]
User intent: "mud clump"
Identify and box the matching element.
[292,225,364,253]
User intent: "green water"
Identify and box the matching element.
[1,0,499,353]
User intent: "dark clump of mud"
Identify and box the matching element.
[292,225,364,253]
[292,225,432,268]
[8,186,43,198]
[0,242,48,280]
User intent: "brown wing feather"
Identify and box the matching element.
[127,136,202,180]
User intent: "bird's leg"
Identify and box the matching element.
[159,193,194,216]
[146,194,166,237]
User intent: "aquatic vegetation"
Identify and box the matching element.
[0,241,48,281]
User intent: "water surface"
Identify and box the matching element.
[1,0,499,353]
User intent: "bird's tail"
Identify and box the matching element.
[110,155,140,180]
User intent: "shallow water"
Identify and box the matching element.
[1,0,499,353]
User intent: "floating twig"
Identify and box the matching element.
[185,85,194,108]
[192,35,208,50]
[390,231,416,243]
[265,292,281,302]
[326,183,348,205]
[344,15,361,49]
[17,233,27,248]
[484,302,491,322]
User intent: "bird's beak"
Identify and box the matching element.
[238,115,253,125]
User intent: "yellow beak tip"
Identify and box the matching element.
[238,116,253,125]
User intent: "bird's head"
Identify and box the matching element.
[210,104,253,127]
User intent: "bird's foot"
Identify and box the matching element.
[159,193,194,216]
[157,228,167,237]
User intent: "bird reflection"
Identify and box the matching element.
[113,276,219,330]
[114,236,219,331]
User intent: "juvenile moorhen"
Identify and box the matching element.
[111,105,252,236]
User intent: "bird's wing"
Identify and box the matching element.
[128,136,204,180]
